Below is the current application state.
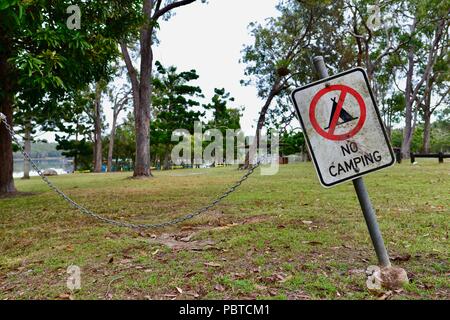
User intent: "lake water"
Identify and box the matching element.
[13,158,74,178]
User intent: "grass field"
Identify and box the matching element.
[0,161,449,300]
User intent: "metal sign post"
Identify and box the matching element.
[309,56,391,267]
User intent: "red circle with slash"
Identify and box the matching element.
[309,84,366,141]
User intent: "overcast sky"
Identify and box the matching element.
[150,0,281,133]
[38,0,280,143]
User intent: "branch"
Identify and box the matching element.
[154,0,162,13]
[373,40,409,68]
[411,13,449,105]
[431,87,450,112]
[285,9,314,63]
[152,0,197,21]
[120,42,140,105]
[392,73,405,94]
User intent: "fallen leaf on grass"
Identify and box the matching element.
[214,284,225,292]
[185,291,200,298]
[149,234,216,251]
[58,293,73,300]
[268,289,278,296]
[176,287,183,294]
[377,291,393,300]
[255,284,267,291]
[278,275,292,283]
[391,254,411,262]
[204,262,221,268]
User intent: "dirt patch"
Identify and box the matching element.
[146,214,273,251]
[148,233,217,251]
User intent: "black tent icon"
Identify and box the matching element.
[324,97,358,130]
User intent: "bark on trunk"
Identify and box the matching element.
[163,147,170,170]
[422,110,432,154]
[421,81,432,154]
[0,40,16,194]
[133,0,154,177]
[22,121,31,179]
[93,83,103,173]
[243,83,280,169]
[107,116,117,172]
[0,99,16,194]
[401,44,415,159]
[134,101,151,176]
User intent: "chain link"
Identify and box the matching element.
[0,113,260,230]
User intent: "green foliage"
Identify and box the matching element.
[114,112,136,166]
[55,136,92,171]
[280,131,305,156]
[0,0,140,137]
[151,61,204,164]
[203,88,240,131]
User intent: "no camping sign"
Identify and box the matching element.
[291,68,395,187]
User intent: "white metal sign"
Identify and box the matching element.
[291,68,395,187]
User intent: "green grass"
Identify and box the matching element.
[0,160,449,300]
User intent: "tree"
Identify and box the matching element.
[107,85,132,172]
[399,0,449,158]
[151,61,203,169]
[92,80,107,172]
[114,112,137,170]
[345,0,408,87]
[419,30,449,153]
[203,88,242,164]
[120,0,206,178]
[241,0,341,167]
[0,1,137,194]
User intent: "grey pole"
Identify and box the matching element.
[312,56,391,268]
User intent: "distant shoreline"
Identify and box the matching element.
[13,157,72,162]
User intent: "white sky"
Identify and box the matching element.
[40,0,279,143]
[153,0,279,133]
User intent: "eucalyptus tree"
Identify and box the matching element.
[119,0,206,178]
[418,22,449,153]
[241,0,346,167]
[397,0,449,158]
[107,85,132,172]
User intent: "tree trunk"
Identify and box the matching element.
[93,82,103,173]
[134,100,151,176]
[401,44,415,159]
[163,147,170,170]
[422,81,433,154]
[22,120,31,179]
[0,100,16,194]
[133,0,154,178]
[422,110,432,154]
[107,115,117,172]
[0,39,16,194]
[243,82,280,169]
